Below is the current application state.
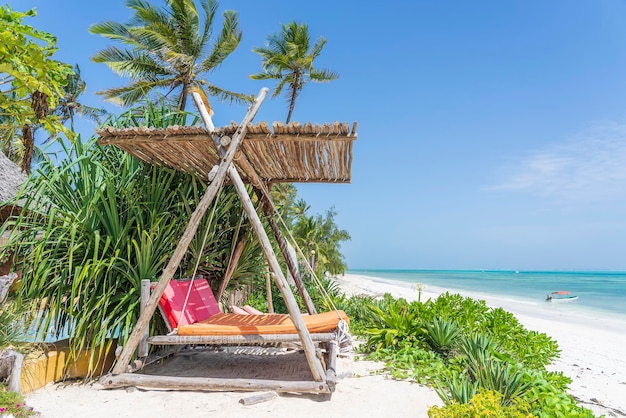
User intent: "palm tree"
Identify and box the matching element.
[291,207,350,276]
[90,0,249,111]
[251,22,339,123]
[51,65,108,131]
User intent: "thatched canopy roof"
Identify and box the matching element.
[97,121,357,184]
[0,152,27,204]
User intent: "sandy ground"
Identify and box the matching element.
[26,273,626,417]
[26,352,442,418]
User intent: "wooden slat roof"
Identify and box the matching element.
[96,121,357,184]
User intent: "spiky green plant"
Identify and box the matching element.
[1,104,267,374]
[425,317,461,357]
[458,333,531,405]
[436,370,479,405]
[361,297,423,350]
[4,136,198,368]
[0,300,35,353]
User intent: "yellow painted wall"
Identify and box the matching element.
[20,339,117,393]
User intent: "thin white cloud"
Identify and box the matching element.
[490,122,626,200]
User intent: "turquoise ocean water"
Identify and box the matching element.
[349,269,626,318]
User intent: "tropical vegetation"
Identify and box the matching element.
[251,21,339,123]
[50,64,108,132]
[334,292,596,417]
[90,0,250,111]
[0,5,74,171]
[2,103,263,367]
[0,388,35,417]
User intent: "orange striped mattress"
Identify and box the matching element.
[177,310,349,336]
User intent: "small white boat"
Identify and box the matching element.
[546,291,578,302]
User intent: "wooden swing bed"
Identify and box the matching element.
[95,88,358,394]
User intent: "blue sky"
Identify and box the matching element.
[17,0,626,271]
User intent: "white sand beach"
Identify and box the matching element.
[26,273,626,417]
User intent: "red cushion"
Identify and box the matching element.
[159,279,221,328]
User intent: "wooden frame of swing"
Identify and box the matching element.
[97,88,349,394]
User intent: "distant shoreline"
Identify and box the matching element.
[335,272,626,417]
[348,268,626,320]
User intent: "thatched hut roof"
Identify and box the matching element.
[0,152,27,246]
[0,152,27,204]
[97,121,357,184]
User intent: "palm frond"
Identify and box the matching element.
[204,83,253,104]
[309,68,339,82]
[201,10,241,70]
[91,0,243,110]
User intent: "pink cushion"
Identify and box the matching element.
[159,279,221,328]
[230,305,249,315]
[243,305,265,315]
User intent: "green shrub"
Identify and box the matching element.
[360,297,424,350]
[368,345,449,385]
[0,387,36,417]
[435,371,479,405]
[335,294,377,334]
[425,317,461,356]
[0,300,38,355]
[348,291,595,417]
[521,371,595,418]
[428,389,534,418]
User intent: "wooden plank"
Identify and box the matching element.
[139,279,150,358]
[257,187,317,315]
[98,134,212,145]
[147,333,336,345]
[229,167,326,381]
[325,341,338,392]
[239,392,277,405]
[100,373,331,393]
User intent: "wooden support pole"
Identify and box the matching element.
[266,269,274,313]
[239,392,277,405]
[257,187,317,315]
[216,234,247,301]
[111,88,268,375]
[0,349,23,393]
[229,148,316,313]
[228,165,326,381]
[0,272,17,305]
[191,91,326,382]
[201,115,316,314]
[139,279,150,358]
[325,341,338,392]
